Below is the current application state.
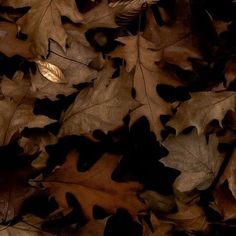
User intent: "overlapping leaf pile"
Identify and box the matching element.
[0,0,236,235]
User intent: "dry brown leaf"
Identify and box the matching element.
[213,183,236,220]
[0,74,55,146]
[163,36,202,70]
[225,59,236,87]
[0,22,33,58]
[143,0,202,71]
[2,0,83,56]
[213,20,231,35]
[142,213,173,236]
[110,34,181,139]
[165,203,208,233]
[35,60,67,84]
[59,64,139,137]
[109,0,156,25]
[18,133,57,169]
[42,151,146,219]
[140,190,175,213]
[160,129,224,192]
[218,148,236,198]
[82,0,117,28]
[168,92,236,135]
[0,215,53,236]
[0,162,36,223]
[144,1,190,47]
[30,38,98,101]
[74,219,106,236]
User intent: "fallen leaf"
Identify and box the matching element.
[0,160,36,223]
[30,38,98,101]
[82,0,117,28]
[142,213,173,236]
[2,0,83,56]
[0,214,53,236]
[225,59,236,87]
[111,34,181,139]
[74,219,106,236]
[168,92,236,135]
[213,183,236,220]
[35,60,67,84]
[218,148,236,198]
[163,36,202,70]
[18,132,57,169]
[41,151,146,219]
[109,0,157,26]
[0,74,55,146]
[0,22,33,58]
[59,64,139,136]
[213,20,231,35]
[165,203,208,233]
[160,129,224,192]
[144,2,201,68]
[140,190,175,213]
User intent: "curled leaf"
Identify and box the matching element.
[110,0,156,25]
[35,60,67,84]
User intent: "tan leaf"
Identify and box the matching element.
[18,132,57,169]
[82,0,117,28]
[160,129,224,192]
[163,36,202,70]
[144,1,201,70]
[225,59,236,87]
[168,92,236,135]
[2,0,83,56]
[165,203,208,233]
[74,219,106,236]
[213,20,231,35]
[144,1,190,47]
[140,190,175,213]
[0,75,55,146]
[30,38,98,101]
[0,22,33,58]
[218,148,236,198]
[109,0,156,25]
[35,60,67,84]
[0,215,53,236]
[213,183,236,220]
[110,34,181,139]
[0,162,36,223]
[142,213,173,236]
[42,151,146,219]
[59,64,139,137]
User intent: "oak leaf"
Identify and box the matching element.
[42,151,146,219]
[2,0,83,56]
[168,92,236,135]
[59,65,139,137]
[144,2,202,70]
[225,59,236,87]
[109,0,157,26]
[0,22,33,58]
[111,34,181,139]
[218,148,236,198]
[165,203,208,233]
[213,184,236,220]
[142,213,173,236]
[31,38,98,101]
[160,130,224,192]
[75,219,106,236]
[0,74,55,146]
[82,0,117,28]
[18,132,57,169]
